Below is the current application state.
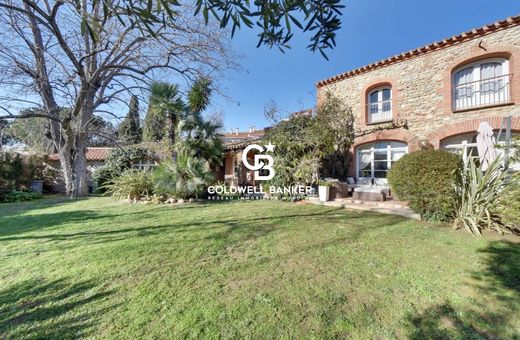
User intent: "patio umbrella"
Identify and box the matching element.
[476,121,497,171]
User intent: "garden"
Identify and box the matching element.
[0,2,519,338]
[1,197,519,338]
[2,92,519,338]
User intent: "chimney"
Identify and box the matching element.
[252,125,256,132]
[235,128,239,135]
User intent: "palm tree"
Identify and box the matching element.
[153,150,214,199]
[177,78,223,165]
[177,111,224,165]
[147,82,185,150]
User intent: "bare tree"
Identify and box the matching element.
[0,0,236,197]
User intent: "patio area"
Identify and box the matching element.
[306,196,421,220]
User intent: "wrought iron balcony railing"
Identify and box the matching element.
[452,74,512,110]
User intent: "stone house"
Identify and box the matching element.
[316,14,520,186]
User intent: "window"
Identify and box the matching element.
[131,160,157,170]
[367,87,392,123]
[440,133,479,162]
[441,131,519,170]
[452,58,510,110]
[356,141,407,185]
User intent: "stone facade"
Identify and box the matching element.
[316,17,520,177]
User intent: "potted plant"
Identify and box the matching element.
[318,180,331,202]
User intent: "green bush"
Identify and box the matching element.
[1,190,42,203]
[387,150,462,221]
[97,145,155,194]
[0,152,24,193]
[153,152,213,199]
[93,166,121,193]
[103,169,154,201]
[105,146,151,171]
[1,152,53,193]
[496,173,520,233]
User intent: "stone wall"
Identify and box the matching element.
[317,24,520,152]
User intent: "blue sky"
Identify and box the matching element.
[213,0,520,132]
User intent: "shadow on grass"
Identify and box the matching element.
[0,196,82,219]
[0,202,409,251]
[0,204,170,239]
[406,241,520,339]
[0,278,115,338]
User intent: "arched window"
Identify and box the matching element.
[441,130,519,169]
[356,141,407,185]
[367,86,392,123]
[452,58,510,110]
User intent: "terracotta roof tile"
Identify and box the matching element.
[48,147,113,161]
[316,14,520,88]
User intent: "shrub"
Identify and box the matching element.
[0,152,24,193]
[105,146,151,171]
[1,189,42,203]
[92,166,122,193]
[1,152,53,193]
[103,169,154,201]
[153,152,213,199]
[495,173,520,233]
[387,150,462,221]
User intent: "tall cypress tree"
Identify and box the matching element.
[142,82,184,145]
[142,102,165,143]
[118,95,141,145]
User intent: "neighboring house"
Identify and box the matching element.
[47,147,113,192]
[218,127,267,186]
[48,147,112,172]
[316,14,520,186]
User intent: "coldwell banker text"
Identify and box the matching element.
[207,185,313,196]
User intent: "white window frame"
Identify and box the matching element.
[131,160,158,170]
[356,142,408,185]
[452,58,510,110]
[367,87,392,123]
[442,131,519,169]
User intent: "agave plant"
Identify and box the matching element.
[153,152,214,199]
[453,156,509,236]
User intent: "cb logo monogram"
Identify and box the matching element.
[242,143,275,181]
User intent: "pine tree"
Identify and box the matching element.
[118,95,141,145]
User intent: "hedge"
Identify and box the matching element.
[387,149,462,221]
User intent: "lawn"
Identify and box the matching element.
[0,197,518,339]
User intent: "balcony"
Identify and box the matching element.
[452,74,512,111]
[367,99,392,123]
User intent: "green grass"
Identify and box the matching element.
[0,197,518,339]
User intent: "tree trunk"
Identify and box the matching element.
[73,131,89,197]
[23,2,88,199]
[58,147,75,197]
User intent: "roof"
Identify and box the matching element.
[316,14,520,88]
[222,128,267,149]
[222,130,266,139]
[48,147,113,161]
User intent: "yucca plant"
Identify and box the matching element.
[453,156,509,236]
[103,169,154,201]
